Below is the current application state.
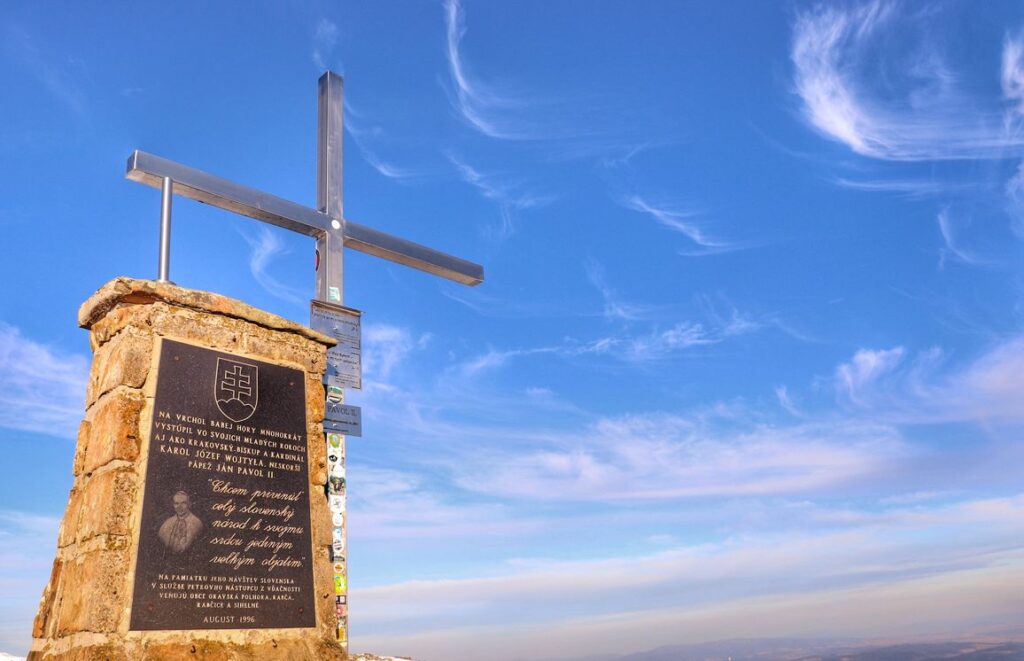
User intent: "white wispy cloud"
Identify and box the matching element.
[791,2,1024,161]
[443,0,533,140]
[621,195,741,256]
[0,324,87,439]
[584,259,660,322]
[832,335,1024,424]
[3,26,88,118]
[344,105,430,182]
[354,494,1024,660]
[449,414,904,502]
[833,177,987,199]
[362,325,430,382]
[241,227,305,306]
[1002,32,1024,116]
[1004,160,1024,238]
[834,346,906,406]
[312,18,339,71]
[349,467,529,539]
[936,209,983,267]
[447,152,553,240]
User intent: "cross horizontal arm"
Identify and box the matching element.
[127,150,329,237]
[126,150,484,286]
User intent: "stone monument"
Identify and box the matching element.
[28,72,483,660]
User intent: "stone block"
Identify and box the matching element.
[86,328,154,407]
[57,487,83,548]
[55,547,130,635]
[71,420,91,478]
[77,468,137,541]
[29,641,129,661]
[83,388,145,475]
[31,558,62,639]
[88,304,153,349]
[149,304,247,352]
[243,332,320,373]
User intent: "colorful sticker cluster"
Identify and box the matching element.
[326,430,347,643]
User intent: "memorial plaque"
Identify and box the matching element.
[310,300,362,390]
[129,339,315,631]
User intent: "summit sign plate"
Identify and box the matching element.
[310,301,362,390]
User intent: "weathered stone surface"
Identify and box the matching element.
[56,487,83,548]
[33,278,343,659]
[76,468,137,541]
[71,420,90,478]
[55,547,130,635]
[31,558,62,639]
[86,327,153,407]
[82,388,145,475]
[79,277,334,347]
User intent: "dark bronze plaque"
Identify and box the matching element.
[129,339,315,630]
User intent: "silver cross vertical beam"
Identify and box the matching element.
[127,71,484,300]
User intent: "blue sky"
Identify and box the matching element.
[2,1,1024,658]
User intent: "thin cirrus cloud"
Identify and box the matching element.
[4,25,89,119]
[240,226,306,307]
[832,177,989,200]
[345,104,432,182]
[448,414,904,502]
[311,18,340,72]
[447,152,553,241]
[790,2,1024,161]
[348,466,533,540]
[621,195,741,256]
[936,209,985,268]
[833,334,1024,425]
[352,494,1024,661]
[453,309,760,374]
[0,323,87,439]
[443,0,532,140]
[583,258,663,322]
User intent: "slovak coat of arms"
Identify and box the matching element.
[214,358,258,422]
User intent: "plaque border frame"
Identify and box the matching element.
[124,335,321,635]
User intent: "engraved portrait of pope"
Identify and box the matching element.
[158,490,204,557]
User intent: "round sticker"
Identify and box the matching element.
[332,512,344,526]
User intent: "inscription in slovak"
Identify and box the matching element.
[129,339,315,630]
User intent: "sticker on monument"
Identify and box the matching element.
[330,463,346,479]
[336,595,347,605]
[332,512,344,527]
[214,358,258,423]
[329,495,344,512]
[129,339,315,631]
[328,475,345,493]
[333,575,347,594]
[333,561,345,574]
[327,433,342,448]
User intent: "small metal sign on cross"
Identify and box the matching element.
[126,71,484,304]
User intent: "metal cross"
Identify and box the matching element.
[126,71,484,307]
